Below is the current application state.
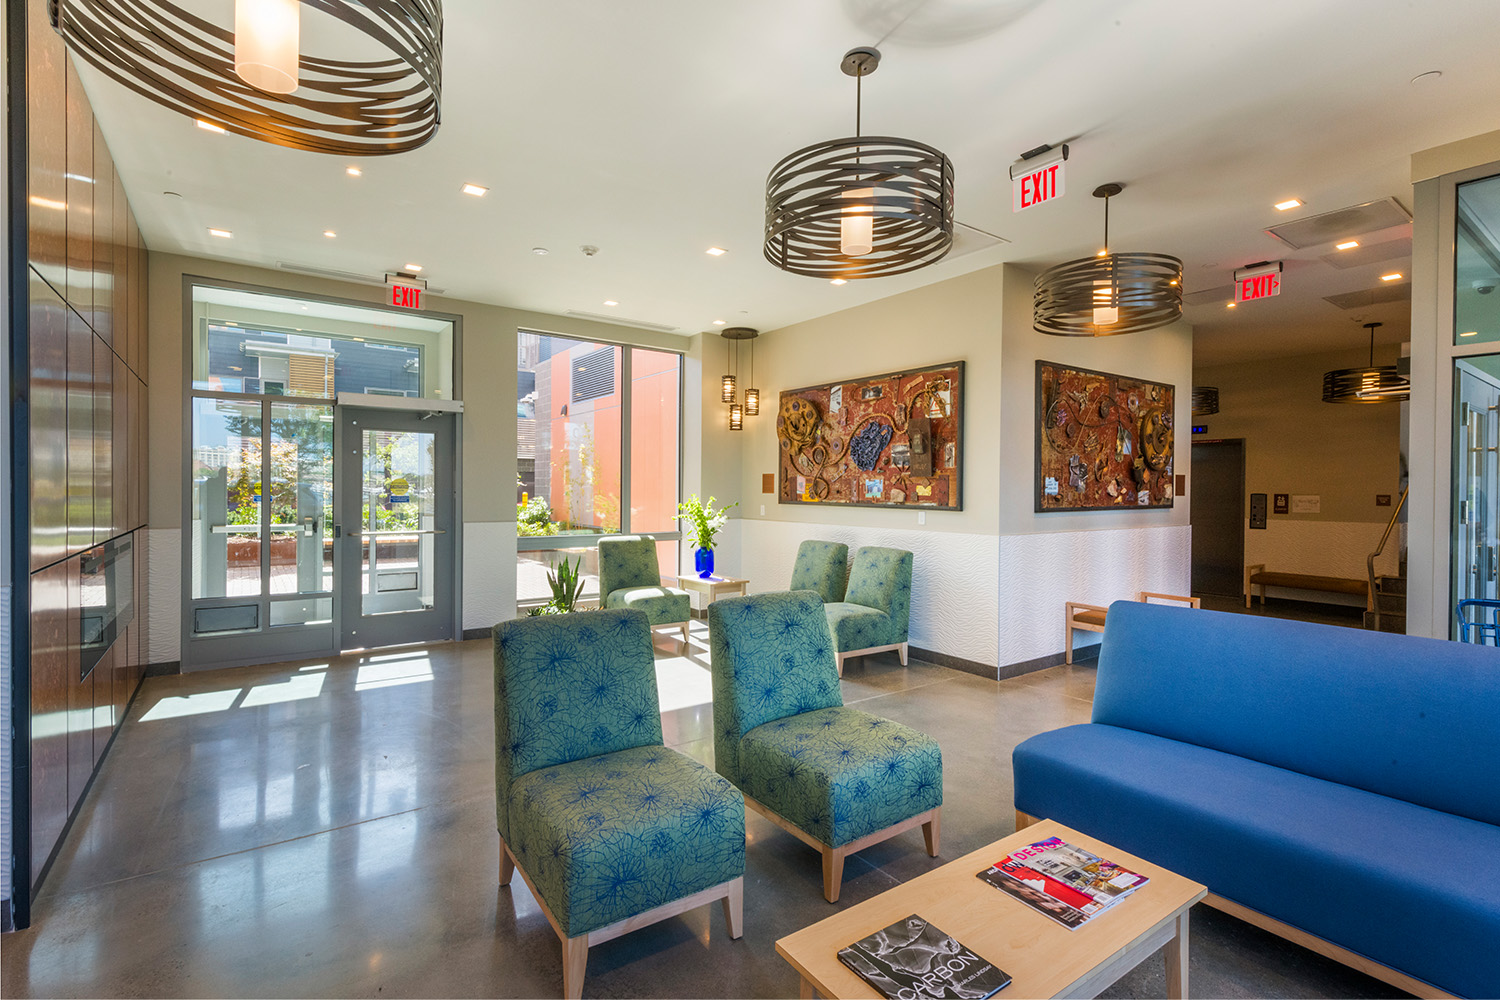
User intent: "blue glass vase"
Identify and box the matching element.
[695,547,714,579]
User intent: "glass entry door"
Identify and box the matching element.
[1452,357,1500,629]
[337,408,456,649]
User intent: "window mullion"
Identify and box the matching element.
[619,347,632,535]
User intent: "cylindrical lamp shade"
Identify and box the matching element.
[1322,367,1410,403]
[1191,387,1220,416]
[729,402,744,430]
[1034,253,1183,336]
[235,0,300,94]
[745,387,760,415]
[721,374,736,403]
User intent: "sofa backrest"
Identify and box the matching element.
[493,609,664,840]
[707,590,843,784]
[789,540,849,604]
[1094,601,1500,826]
[846,547,914,638]
[597,534,662,598]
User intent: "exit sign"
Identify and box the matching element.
[390,284,423,309]
[1234,261,1282,303]
[1013,160,1064,212]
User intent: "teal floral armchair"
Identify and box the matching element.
[788,539,849,605]
[494,609,745,998]
[597,535,691,643]
[825,546,914,675]
[708,590,942,902]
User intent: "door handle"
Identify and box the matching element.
[347,529,448,537]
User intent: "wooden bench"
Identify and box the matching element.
[1066,592,1201,664]
[1243,565,1369,609]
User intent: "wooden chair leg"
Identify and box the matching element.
[682,621,690,643]
[898,643,908,666]
[499,838,515,886]
[822,846,846,903]
[835,653,845,677]
[922,809,940,857]
[1065,617,1075,664]
[561,934,589,1000]
[722,877,744,939]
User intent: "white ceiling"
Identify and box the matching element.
[79,0,1500,367]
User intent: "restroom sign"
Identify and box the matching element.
[1013,160,1065,212]
[1234,262,1282,303]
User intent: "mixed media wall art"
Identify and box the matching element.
[777,361,964,510]
[1036,360,1175,512]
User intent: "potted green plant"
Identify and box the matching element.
[676,494,737,579]
[527,556,585,616]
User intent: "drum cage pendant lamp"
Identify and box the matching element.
[764,47,954,280]
[1033,184,1184,336]
[1191,387,1220,416]
[1323,322,1410,403]
[51,0,443,156]
[722,328,759,428]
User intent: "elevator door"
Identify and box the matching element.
[1191,440,1246,597]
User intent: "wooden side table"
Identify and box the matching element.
[671,574,749,615]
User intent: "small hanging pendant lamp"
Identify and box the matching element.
[722,328,759,427]
[1322,323,1410,403]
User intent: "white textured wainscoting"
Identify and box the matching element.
[147,527,182,665]
[1245,520,1401,603]
[463,521,517,632]
[998,525,1192,666]
[734,520,1002,668]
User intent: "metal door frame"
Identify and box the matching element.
[1189,438,1246,598]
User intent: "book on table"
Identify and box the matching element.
[976,836,1150,930]
[837,914,1012,999]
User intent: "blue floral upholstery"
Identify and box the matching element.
[708,591,942,850]
[825,546,913,653]
[494,609,745,937]
[788,540,849,605]
[598,535,690,626]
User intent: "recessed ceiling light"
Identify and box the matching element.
[712,319,726,325]
[196,119,226,134]
[1226,302,1236,309]
[1274,199,1303,211]
[404,263,422,272]
[1460,331,1478,337]
[1380,272,1403,282]
[346,166,362,177]
[830,278,847,286]
[1335,240,1360,250]
[461,183,488,197]
[323,230,337,238]
[603,300,619,306]
[706,247,727,256]
[531,247,549,255]
[209,228,232,238]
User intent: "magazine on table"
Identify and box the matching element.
[976,836,1149,930]
[837,914,1012,999]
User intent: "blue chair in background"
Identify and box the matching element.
[494,609,745,998]
[1456,599,1500,645]
[709,590,942,902]
[824,546,914,675]
[787,539,849,605]
[597,535,691,644]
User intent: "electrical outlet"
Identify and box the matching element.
[759,504,765,516]
[917,512,926,525]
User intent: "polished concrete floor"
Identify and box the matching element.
[3,624,1404,999]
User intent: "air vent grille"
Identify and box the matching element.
[1265,198,1411,250]
[1323,283,1412,310]
[571,347,617,403]
[563,309,679,333]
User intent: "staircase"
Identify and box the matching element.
[1364,487,1408,633]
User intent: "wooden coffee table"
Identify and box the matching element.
[672,574,749,613]
[775,819,1206,999]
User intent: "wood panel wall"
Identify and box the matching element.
[24,0,150,892]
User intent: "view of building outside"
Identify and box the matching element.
[196,323,422,398]
[516,333,681,605]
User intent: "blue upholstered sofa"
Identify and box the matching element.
[1013,602,1500,1000]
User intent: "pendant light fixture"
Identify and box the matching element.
[1191,387,1220,416]
[722,328,759,428]
[764,47,954,280]
[1323,323,1410,403]
[1033,184,1184,336]
[52,0,443,155]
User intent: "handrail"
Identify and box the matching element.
[1366,485,1409,629]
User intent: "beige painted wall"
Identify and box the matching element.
[1192,347,1404,583]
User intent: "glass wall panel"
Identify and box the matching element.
[359,427,436,616]
[191,398,263,599]
[1456,173,1500,346]
[1452,354,1500,636]
[630,348,682,534]
[517,548,601,607]
[268,402,334,595]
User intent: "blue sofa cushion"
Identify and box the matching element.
[1014,724,1500,1000]
[1094,602,1500,826]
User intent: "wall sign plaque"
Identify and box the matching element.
[1036,360,1175,512]
[777,361,964,510]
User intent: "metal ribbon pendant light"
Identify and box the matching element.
[764,47,954,280]
[1323,322,1410,403]
[53,0,443,156]
[1033,184,1183,336]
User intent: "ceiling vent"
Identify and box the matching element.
[564,310,680,334]
[277,260,446,294]
[1323,282,1412,310]
[1183,284,1235,306]
[1319,237,1412,270]
[1264,198,1411,250]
